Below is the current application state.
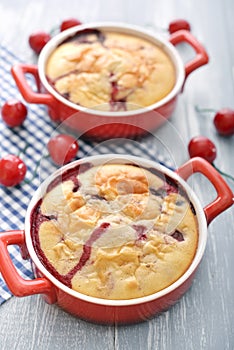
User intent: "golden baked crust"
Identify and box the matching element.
[34,163,198,300]
[46,30,176,110]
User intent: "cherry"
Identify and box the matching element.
[29,31,51,54]
[188,136,217,163]
[1,100,27,127]
[213,109,234,136]
[188,136,234,183]
[60,18,82,32]
[47,134,79,166]
[195,106,234,136]
[168,19,191,34]
[0,155,27,187]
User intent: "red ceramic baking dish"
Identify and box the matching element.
[11,23,209,139]
[0,155,232,325]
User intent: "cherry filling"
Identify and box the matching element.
[44,214,58,221]
[109,74,127,111]
[71,176,80,192]
[46,69,80,98]
[149,174,192,203]
[30,202,69,285]
[171,230,184,242]
[91,194,107,201]
[150,187,167,198]
[65,222,110,284]
[147,168,179,198]
[62,92,70,100]
[111,80,118,101]
[59,28,106,46]
[149,182,178,199]
[46,162,93,193]
[133,225,147,241]
[164,182,178,195]
[31,203,110,288]
[31,200,57,228]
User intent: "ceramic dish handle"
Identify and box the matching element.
[169,30,209,86]
[176,157,233,225]
[11,64,55,106]
[0,230,56,303]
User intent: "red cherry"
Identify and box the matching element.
[60,18,82,32]
[169,19,191,34]
[188,136,217,163]
[1,100,27,127]
[29,31,51,54]
[47,134,79,165]
[0,155,27,187]
[213,108,234,136]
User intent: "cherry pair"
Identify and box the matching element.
[29,18,82,54]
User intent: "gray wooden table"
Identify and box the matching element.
[0,0,234,349]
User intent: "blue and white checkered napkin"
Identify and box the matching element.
[0,45,173,304]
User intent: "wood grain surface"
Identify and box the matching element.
[0,0,234,349]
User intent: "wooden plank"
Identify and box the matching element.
[0,295,114,350]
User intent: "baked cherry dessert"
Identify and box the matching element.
[45,29,176,111]
[31,162,198,300]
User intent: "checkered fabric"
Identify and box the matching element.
[0,45,173,304]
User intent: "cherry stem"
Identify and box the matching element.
[17,143,29,158]
[24,155,50,184]
[212,163,234,183]
[195,105,217,114]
